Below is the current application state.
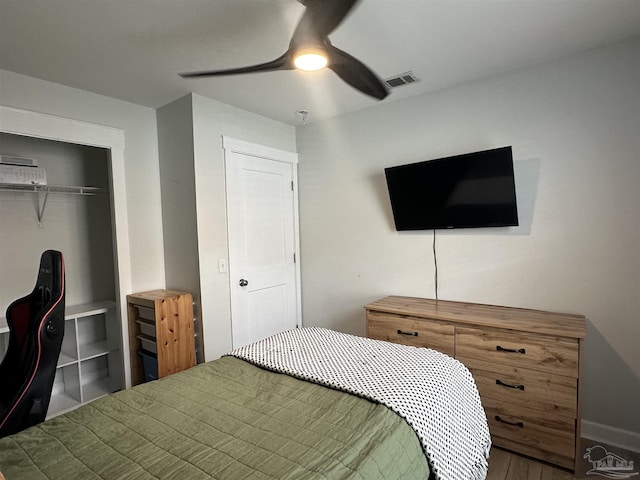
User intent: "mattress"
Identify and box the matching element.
[0,355,430,480]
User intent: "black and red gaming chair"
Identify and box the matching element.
[0,250,65,438]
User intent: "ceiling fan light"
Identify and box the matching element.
[294,52,328,71]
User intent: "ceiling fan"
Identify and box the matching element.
[179,0,389,100]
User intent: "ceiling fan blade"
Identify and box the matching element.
[180,52,292,78]
[327,46,388,100]
[293,0,360,44]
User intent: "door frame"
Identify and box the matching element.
[222,136,302,334]
[0,105,133,387]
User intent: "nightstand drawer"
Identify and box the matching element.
[461,357,577,418]
[367,311,455,356]
[456,327,579,377]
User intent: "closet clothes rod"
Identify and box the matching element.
[0,183,108,227]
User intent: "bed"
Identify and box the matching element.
[0,328,491,480]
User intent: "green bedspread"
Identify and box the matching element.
[0,356,430,480]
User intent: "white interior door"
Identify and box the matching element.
[224,138,300,348]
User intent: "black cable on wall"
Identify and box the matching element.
[432,229,438,300]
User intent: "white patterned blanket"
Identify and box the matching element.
[228,327,491,480]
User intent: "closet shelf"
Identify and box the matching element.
[0,183,107,195]
[0,183,108,226]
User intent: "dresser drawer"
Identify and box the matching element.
[483,396,576,469]
[456,327,579,377]
[367,311,455,356]
[461,357,577,419]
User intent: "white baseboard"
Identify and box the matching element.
[582,420,640,453]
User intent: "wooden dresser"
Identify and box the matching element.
[365,296,586,471]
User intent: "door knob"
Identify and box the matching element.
[239,279,249,287]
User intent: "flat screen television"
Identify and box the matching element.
[384,146,519,231]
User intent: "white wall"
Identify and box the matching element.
[296,38,640,440]
[158,93,296,361]
[0,70,165,294]
[157,94,207,362]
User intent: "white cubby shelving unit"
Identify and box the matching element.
[0,300,123,418]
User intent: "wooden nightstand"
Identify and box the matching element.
[127,290,196,386]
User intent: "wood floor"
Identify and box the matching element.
[487,447,575,480]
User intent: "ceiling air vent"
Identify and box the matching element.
[384,71,420,89]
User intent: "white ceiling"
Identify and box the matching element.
[2,0,640,125]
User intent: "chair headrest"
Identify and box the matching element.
[35,250,64,310]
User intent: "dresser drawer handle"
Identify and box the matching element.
[495,415,524,428]
[397,329,418,337]
[496,379,525,391]
[496,345,526,354]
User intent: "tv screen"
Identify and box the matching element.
[384,146,519,231]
